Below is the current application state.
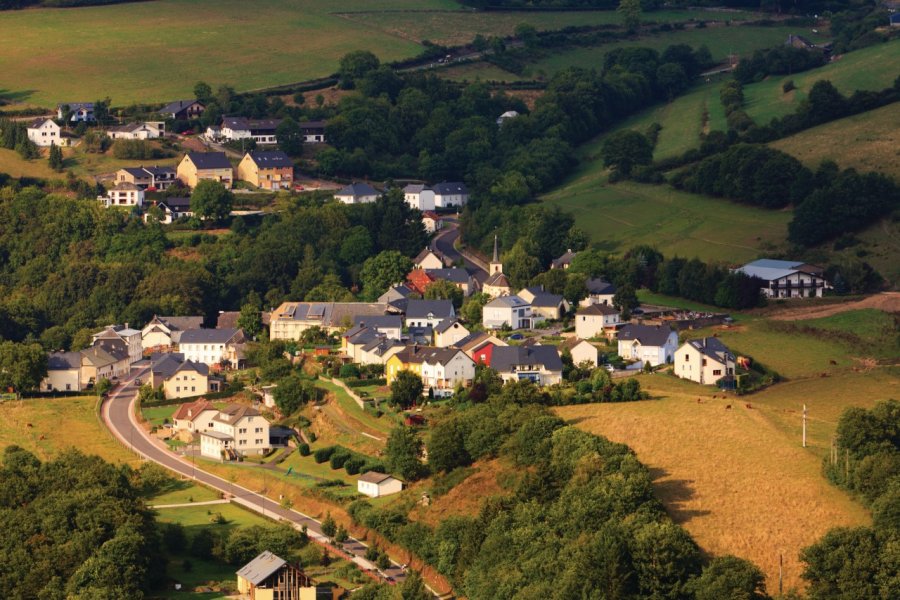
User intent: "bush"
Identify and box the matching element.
[344,457,365,475]
[298,443,310,456]
[313,446,335,464]
[339,363,360,379]
[330,451,351,470]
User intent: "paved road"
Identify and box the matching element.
[434,219,489,287]
[100,367,409,585]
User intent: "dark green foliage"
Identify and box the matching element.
[273,376,320,416]
[275,117,304,156]
[385,426,427,481]
[298,442,311,456]
[602,130,654,176]
[314,446,335,464]
[390,370,424,409]
[161,522,187,553]
[221,523,306,565]
[112,139,164,160]
[190,180,233,222]
[321,513,337,538]
[691,555,769,600]
[48,143,64,171]
[734,46,825,84]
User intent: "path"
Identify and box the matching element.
[100,367,410,586]
[764,292,900,321]
[434,218,489,286]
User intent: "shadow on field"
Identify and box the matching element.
[649,467,711,523]
[0,89,36,104]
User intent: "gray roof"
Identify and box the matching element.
[586,278,616,295]
[158,197,191,211]
[486,295,529,309]
[405,299,454,320]
[432,181,468,195]
[435,319,467,334]
[353,314,402,330]
[618,324,675,347]
[186,152,231,170]
[403,183,430,194]
[358,471,398,484]
[151,353,210,379]
[179,328,242,345]
[524,289,565,308]
[378,284,412,304]
[735,259,820,282]
[80,346,121,368]
[551,250,577,268]
[688,337,734,364]
[156,315,204,330]
[336,182,378,197]
[144,165,175,176]
[247,150,292,169]
[273,302,389,328]
[161,99,203,115]
[491,345,563,373]
[406,326,434,344]
[362,337,404,354]
[201,430,233,441]
[47,351,82,370]
[426,268,470,284]
[215,403,261,425]
[484,272,510,288]
[578,304,619,316]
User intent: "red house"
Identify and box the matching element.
[406,269,435,295]
[455,332,506,367]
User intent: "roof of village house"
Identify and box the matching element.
[161,99,203,114]
[405,299,454,319]
[735,259,823,282]
[58,102,94,111]
[346,326,381,347]
[406,326,433,344]
[484,271,510,288]
[152,353,210,379]
[558,337,596,353]
[236,551,288,586]
[47,351,82,370]
[403,183,430,194]
[152,315,205,331]
[110,181,141,191]
[491,345,563,373]
[271,302,389,328]
[246,150,292,169]
[578,303,620,316]
[522,288,565,308]
[178,328,242,345]
[413,246,452,266]
[485,295,529,309]
[426,268,470,284]
[586,278,616,295]
[686,337,734,364]
[378,284,412,303]
[618,324,675,347]
[352,314,402,330]
[28,117,54,129]
[551,249,577,269]
[362,337,404,355]
[432,181,468,195]
[156,197,191,212]
[358,471,399,485]
[453,331,505,352]
[336,182,378,197]
[422,210,441,221]
[172,398,215,421]
[108,122,159,133]
[80,346,121,368]
[214,403,261,425]
[185,152,231,170]
[435,319,468,335]
[298,120,326,130]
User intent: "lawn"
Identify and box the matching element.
[143,404,179,428]
[0,395,137,465]
[542,174,790,263]
[0,0,436,108]
[147,479,222,506]
[742,40,900,122]
[0,143,179,181]
[769,101,900,180]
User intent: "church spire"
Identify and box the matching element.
[492,234,499,262]
[489,234,503,275]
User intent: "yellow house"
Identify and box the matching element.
[176,152,233,189]
[385,346,426,385]
[236,150,294,190]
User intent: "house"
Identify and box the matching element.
[491,345,563,386]
[482,235,511,298]
[160,99,205,120]
[385,345,475,396]
[144,197,193,224]
[405,299,455,328]
[413,247,453,270]
[200,403,270,459]
[115,166,177,190]
[617,324,678,367]
[80,345,129,387]
[422,210,443,233]
[559,337,599,368]
[575,304,621,339]
[92,324,143,365]
[353,315,402,340]
[551,249,577,270]
[41,352,83,392]
[496,110,520,126]
[172,398,219,434]
[378,284,413,313]
[107,121,164,140]
[269,302,391,338]
[358,336,405,366]
[518,286,567,322]
[237,551,321,600]
[57,102,94,122]
[26,118,62,147]
[102,182,144,208]
[334,182,378,204]
[176,152,233,189]
[454,332,506,366]
[734,259,830,299]
[209,116,282,145]
[426,268,474,296]
[675,337,736,386]
[178,328,245,369]
[298,120,326,143]
[580,278,617,307]
[406,268,435,295]
[483,295,532,330]
[237,151,294,190]
[403,184,435,211]
[434,319,470,348]
[142,316,203,350]
[432,182,468,208]
[357,472,404,498]
[148,353,213,399]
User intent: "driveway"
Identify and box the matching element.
[433,219,488,286]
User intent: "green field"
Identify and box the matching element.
[0,0,440,108]
[770,101,900,180]
[743,40,900,122]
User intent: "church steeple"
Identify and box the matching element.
[490,234,503,274]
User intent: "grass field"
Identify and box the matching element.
[743,40,900,122]
[0,141,179,180]
[770,101,900,180]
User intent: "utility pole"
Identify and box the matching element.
[779,553,783,596]
[802,404,807,448]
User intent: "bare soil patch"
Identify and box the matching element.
[765,292,900,321]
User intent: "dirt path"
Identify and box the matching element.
[765,292,900,321]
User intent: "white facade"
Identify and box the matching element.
[200,409,270,459]
[181,341,229,366]
[483,296,532,330]
[567,339,599,368]
[405,188,435,211]
[675,340,735,385]
[104,183,144,208]
[575,310,620,339]
[92,326,143,365]
[618,332,679,367]
[27,119,61,147]
[434,321,470,348]
[164,366,209,399]
[335,192,378,204]
[108,122,164,140]
[41,368,82,392]
[420,351,475,396]
[357,474,403,498]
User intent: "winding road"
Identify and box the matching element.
[100,367,409,586]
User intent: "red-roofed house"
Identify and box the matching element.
[406,269,435,295]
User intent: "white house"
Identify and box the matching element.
[675,337,736,386]
[580,279,617,307]
[357,471,403,498]
[413,247,452,270]
[199,404,270,460]
[116,166,177,190]
[575,304,621,339]
[142,315,204,349]
[422,211,443,234]
[92,324,143,365]
[735,259,830,299]
[403,184,435,211]
[434,320,470,348]
[559,338,599,368]
[208,117,281,145]
[405,299,455,329]
[41,352,83,392]
[496,110,519,126]
[334,182,379,204]
[483,295,532,330]
[144,197,193,224]
[148,353,213,399]
[518,286,567,322]
[26,118,62,147]
[298,120,326,143]
[432,182,468,208]
[178,328,245,369]
[617,324,678,367]
[173,398,219,434]
[107,122,164,140]
[419,347,476,397]
[491,345,563,386]
[57,102,94,122]
[102,182,144,208]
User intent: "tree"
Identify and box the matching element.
[237,303,262,339]
[190,180,233,222]
[400,570,432,600]
[601,130,652,176]
[0,341,48,393]
[193,81,213,104]
[618,0,642,33]
[339,50,380,87]
[460,292,490,324]
[273,376,314,416]
[424,279,463,308]
[426,419,470,473]
[691,555,769,600]
[613,284,639,317]
[360,250,413,300]
[48,142,64,171]
[657,62,688,100]
[321,513,337,538]
[390,370,424,410]
[385,426,427,481]
[276,117,304,157]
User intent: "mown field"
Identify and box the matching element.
[770,101,900,180]
[743,40,900,122]
[557,307,899,592]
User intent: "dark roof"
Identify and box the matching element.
[58,102,94,110]
[353,314,402,330]
[157,316,204,330]
[578,304,619,316]
[433,181,468,195]
[336,182,378,197]
[435,319,467,334]
[247,150,293,169]
[362,337,404,354]
[394,345,465,366]
[618,324,676,347]
[93,338,130,361]
[236,551,288,586]
[403,183,430,193]
[406,326,434,344]
[586,278,616,295]
[28,117,53,128]
[405,299,454,319]
[186,152,231,170]
[80,346,120,368]
[484,272,510,288]
[216,311,240,329]
[491,345,563,373]
[298,120,326,130]
[47,351,81,370]
[525,289,565,308]
[159,197,192,211]
[215,403,261,425]
[426,268,470,284]
[161,99,203,115]
[413,246,451,266]
[378,284,412,304]
[152,353,210,379]
[179,328,242,344]
[551,249,577,268]
[173,398,215,421]
[358,471,398,484]
[688,337,734,363]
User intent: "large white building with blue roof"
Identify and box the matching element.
[735,259,830,299]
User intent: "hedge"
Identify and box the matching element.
[330,451,351,470]
[344,378,387,388]
[344,457,365,475]
[313,446,335,464]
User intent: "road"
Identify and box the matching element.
[100,367,408,585]
[433,218,489,287]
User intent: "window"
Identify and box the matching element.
[684,354,689,361]
[176,386,180,392]
[713,369,722,376]
[239,428,246,434]
[255,439,263,445]
[255,427,262,433]
[239,440,246,446]
[702,359,707,366]
[66,384,71,390]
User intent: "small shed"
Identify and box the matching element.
[357,471,403,498]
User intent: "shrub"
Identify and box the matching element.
[313,446,335,464]
[330,451,351,470]
[298,443,310,456]
[345,457,365,475]
[339,363,360,379]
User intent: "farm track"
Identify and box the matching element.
[765,292,900,321]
